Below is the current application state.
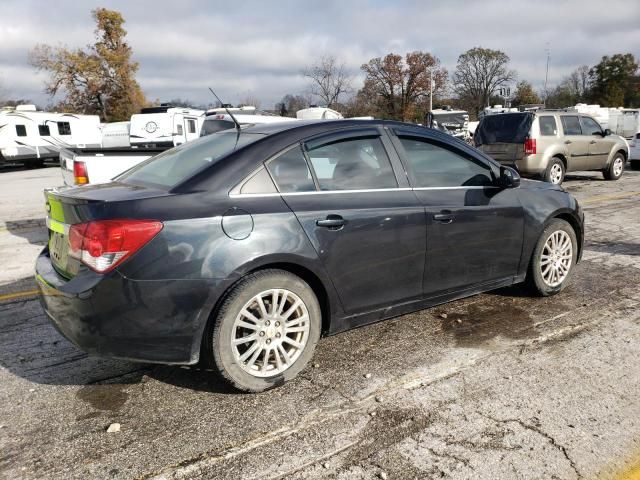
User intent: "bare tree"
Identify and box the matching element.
[238,94,261,109]
[565,65,590,100]
[302,55,352,108]
[275,94,311,117]
[453,47,516,115]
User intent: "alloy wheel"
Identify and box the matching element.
[231,289,310,378]
[549,163,563,184]
[540,230,573,287]
[613,157,624,177]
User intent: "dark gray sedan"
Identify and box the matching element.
[36,120,584,392]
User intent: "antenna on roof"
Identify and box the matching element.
[208,87,241,133]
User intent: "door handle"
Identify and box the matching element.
[433,213,455,224]
[590,140,597,144]
[316,215,345,229]
[564,140,572,145]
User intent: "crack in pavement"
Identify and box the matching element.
[480,413,583,479]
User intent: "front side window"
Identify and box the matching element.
[15,125,27,137]
[187,119,196,134]
[266,146,315,193]
[561,116,581,135]
[38,124,51,136]
[538,116,557,136]
[176,124,183,135]
[399,136,494,187]
[118,132,264,189]
[580,116,602,136]
[306,136,397,190]
[57,122,71,135]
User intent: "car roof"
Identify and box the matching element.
[239,118,424,136]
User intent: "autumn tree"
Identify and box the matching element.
[589,53,639,106]
[511,81,540,107]
[453,47,516,116]
[302,55,352,108]
[29,8,146,121]
[358,51,447,121]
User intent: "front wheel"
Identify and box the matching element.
[526,219,578,296]
[204,269,321,392]
[603,153,625,180]
[544,157,565,185]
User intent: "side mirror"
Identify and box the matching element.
[499,166,520,188]
[603,128,611,136]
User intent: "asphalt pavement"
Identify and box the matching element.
[0,165,639,479]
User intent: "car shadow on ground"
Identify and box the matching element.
[2,218,47,245]
[2,261,636,397]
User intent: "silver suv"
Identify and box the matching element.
[475,111,629,184]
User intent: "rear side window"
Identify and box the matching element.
[399,137,494,187]
[475,113,533,145]
[538,116,557,136]
[15,125,27,137]
[201,119,235,136]
[580,117,602,135]
[118,132,264,189]
[38,125,50,136]
[238,167,277,194]
[306,136,397,190]
[561,116,581,135]
[176,124,183,135]
[266,146,315,193]
[57,122,71,135]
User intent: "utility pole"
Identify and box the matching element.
[543,44,550,105]
[429,68,433,113]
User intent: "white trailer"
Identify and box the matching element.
[129,105,205,148]
[296,107,343,120]
[0,105,101,166]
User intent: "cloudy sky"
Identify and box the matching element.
[1,0,638,109]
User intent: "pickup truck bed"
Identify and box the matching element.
[59,147,167,186]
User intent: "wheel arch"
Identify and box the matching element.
[551,211,583,260]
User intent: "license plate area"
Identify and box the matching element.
[49,231,70,272]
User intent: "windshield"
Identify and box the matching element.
[475,113,533,145]
[201,119,236,136]
[118,132,264,188]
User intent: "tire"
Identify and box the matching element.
[603,153,625,180]
[203,269,321,392]
[526,219,578,296]
[543,157,565,185]
[631,160,640,171]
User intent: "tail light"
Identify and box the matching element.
[69,219,163,273]
[73,161,89,185]
[524,138,537,155]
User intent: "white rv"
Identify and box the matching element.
[296,107,344,120]
[0,105,101,166]
[100,121,131,148]
[129,105,205,148]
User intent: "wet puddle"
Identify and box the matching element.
[76,384,128,411]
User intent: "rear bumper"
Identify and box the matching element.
[35,247,221,365]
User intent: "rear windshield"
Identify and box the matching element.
[201,119,236,136]
[117,132,264,188]
[475,113,533,145]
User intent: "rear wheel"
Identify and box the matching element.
[544,157,565,185]
[203,269,321,392]
[526,219,577,296]
[603,153,625,180]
